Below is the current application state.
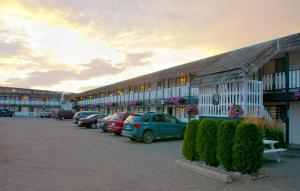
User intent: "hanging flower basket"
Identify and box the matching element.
[228,103,244,117]
[184,105,199,115]
[163,97,184,105]
[128,101,142,106]
[294,89,300,100]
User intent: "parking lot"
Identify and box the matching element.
[1,117,300,191]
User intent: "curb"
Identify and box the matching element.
[174,159,233,184]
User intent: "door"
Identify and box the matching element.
[167,107,173,115]
[165,115,180,137]
[151,114,168,137]
[290,102,300,144]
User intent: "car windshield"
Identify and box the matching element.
[111,113,123,121]
[125,114,141,123]
[87,114,97,119]
[102,116,111,121]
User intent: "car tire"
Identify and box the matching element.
[142,130,154,143]
[91,123,97,129]
[102,128,107,133]
[114,132,121,136]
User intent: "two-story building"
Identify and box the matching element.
[72,33,299,145]
[0,87,73,116]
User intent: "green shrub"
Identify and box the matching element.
[216,120,237,171]
[265,128,286,148]
[196,119,218,166]
[182,120,201,160]
[233,123,264,174]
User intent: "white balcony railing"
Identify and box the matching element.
[263,70,300,90]
[0,100,61,106]
[76,86,199,106]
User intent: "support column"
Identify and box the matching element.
[285,52,290,144]
[188,72,192,122]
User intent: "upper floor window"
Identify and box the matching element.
[157,81,163,90]
[175,76,186,86]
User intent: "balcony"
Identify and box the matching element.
[263,69,300,91]
[77,86,199,106]
[0,100,61,106]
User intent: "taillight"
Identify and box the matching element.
[134,124,140,128]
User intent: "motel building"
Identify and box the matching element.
[0,87,73,116]
[72,33,300,145]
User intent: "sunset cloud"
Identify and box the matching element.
[0,0,300,92]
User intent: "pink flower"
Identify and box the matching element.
[228,104,244,117]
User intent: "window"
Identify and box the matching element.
[157,81,163,90]
[275,57,285,73]
[152,114,165,122]
[175,76,186,86]
[168,79,174,88]
[165,115,177,123]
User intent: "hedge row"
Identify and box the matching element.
[182,119,264,174]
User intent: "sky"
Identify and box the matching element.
[0,0,300,93]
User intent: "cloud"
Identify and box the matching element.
[0,41,29,57]
[118,51,154,67]
[4,58,123,88]
[77,58,123,80]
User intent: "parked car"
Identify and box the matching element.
[108,112,133,135]
[0,109,13,117]
[78,114,106,128]
[122,112,187,143]
[97,115,111,132]
[55,110,74,120]
[40,110,54,118]
[73,111,102,124]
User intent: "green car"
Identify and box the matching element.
[122,112,187,143]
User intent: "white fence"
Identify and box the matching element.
[263,70,300,90]
[0,100,61,106]
[199,80,265,118]
[77,86,199,106]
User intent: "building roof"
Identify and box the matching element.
[191,33,300,87]
[76,33,300,96]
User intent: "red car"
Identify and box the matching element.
[78,114,106,128]
[108,112,133,135]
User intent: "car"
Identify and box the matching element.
[78,114,106,128]
[122,112,187,143]
[40,110,54,118]
[55,110,74,120]
[97,115,111,132]
[107,112,133,135]
[0,109,13,117]
[73,111,102,124]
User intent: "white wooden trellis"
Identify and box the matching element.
[198,80,265,118]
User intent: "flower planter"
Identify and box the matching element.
[164,97,184,105]
[228,104,244,117]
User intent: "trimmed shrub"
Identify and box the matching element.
[265,128,286,148]
[233,123,264,174]
[216,120,237,171]
[196,119,218,166]
[182,120,201,160]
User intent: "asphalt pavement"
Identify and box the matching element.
[0,117,299,191]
